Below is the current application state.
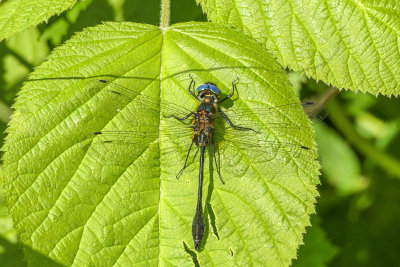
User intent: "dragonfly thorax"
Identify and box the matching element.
[193,95,218,147]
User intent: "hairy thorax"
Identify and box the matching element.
[193,97,217,146]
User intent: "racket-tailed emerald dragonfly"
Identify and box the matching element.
[83,75,321,251]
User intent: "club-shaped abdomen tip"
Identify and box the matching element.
[192,212,205,252]
[194,241,201,251]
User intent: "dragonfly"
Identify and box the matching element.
[83,75,320,251]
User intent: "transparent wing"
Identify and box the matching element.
[216,101,326,132]
[82,125,311,166]
[213,127,312,163]
[86,78,326,127]
[82,78,319,166]
[85,78,193,119]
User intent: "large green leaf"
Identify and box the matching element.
[197,0,400,96]
[1,22,319,266]
[0,0,77,41]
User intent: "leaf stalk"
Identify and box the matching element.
[160,0,170,29]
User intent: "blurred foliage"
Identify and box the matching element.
[292,215,338,267]
[0,0,399,266]
[315,122,367,196]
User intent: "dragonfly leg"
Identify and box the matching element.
[219,77,239,103]
[188,74,202,101]
[165,112,194,123]
[218,108,260,133]
[177,138,196,179]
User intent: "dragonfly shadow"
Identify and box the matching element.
[197,147,222,252]
[183,241,200,266]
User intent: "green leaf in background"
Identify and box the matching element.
[292,215,338,267]
[2,28,49,96]
[1,22,320,266]
[0,0,78,41]
[197,0,400,96]
[39,0,115,48]
[316,123,368,196]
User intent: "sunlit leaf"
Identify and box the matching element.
[198,0,400,96]
[1,22,319,266]
[0,0,77,41]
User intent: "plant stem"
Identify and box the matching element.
[160,0,170,29]
[327,96,400,179]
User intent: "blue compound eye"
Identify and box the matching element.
[196,84,209,92]
[196,84,221,95]
[208,84,221,95]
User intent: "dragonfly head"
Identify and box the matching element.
[196,82,221,100]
